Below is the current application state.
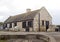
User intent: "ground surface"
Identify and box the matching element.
[0,31,60,42]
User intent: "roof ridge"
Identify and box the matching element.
[12,8,41,17]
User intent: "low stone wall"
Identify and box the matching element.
[0,34,56,42]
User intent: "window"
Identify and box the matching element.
[28,21,33,27]
[22,22,26,28]
[22,21,33,28]
[14,22,17,26]
[46,21,49,26]
[42,20,44,26]
[9,23,12,28]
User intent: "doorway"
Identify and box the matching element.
[46,21,49,31]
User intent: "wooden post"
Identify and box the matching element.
[38,13,40,31]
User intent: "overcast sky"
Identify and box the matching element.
[0,0,60,25]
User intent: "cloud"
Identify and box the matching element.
[0,16,9,22]
[0,0,60,25]
[0,6,10,12]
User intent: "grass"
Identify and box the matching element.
[0,40,7,42]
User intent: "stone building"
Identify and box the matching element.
[3,7,52,32]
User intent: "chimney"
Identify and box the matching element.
[26,8,31,12]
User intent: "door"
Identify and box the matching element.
[46,21,49,31]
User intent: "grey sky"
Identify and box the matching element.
[0,0,60,25]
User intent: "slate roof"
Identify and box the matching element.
[4,9,40,23]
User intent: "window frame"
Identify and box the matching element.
[28,21,33,27]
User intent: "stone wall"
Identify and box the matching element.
[0,34,50,42]
[33,14,39,32]
[12,23,14,28]
[33,7,52,32]
[47,25,56,32]
[40,7,52,26]
[33,14,47,32]
[17,22,25,32]
[7,24,10,28]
